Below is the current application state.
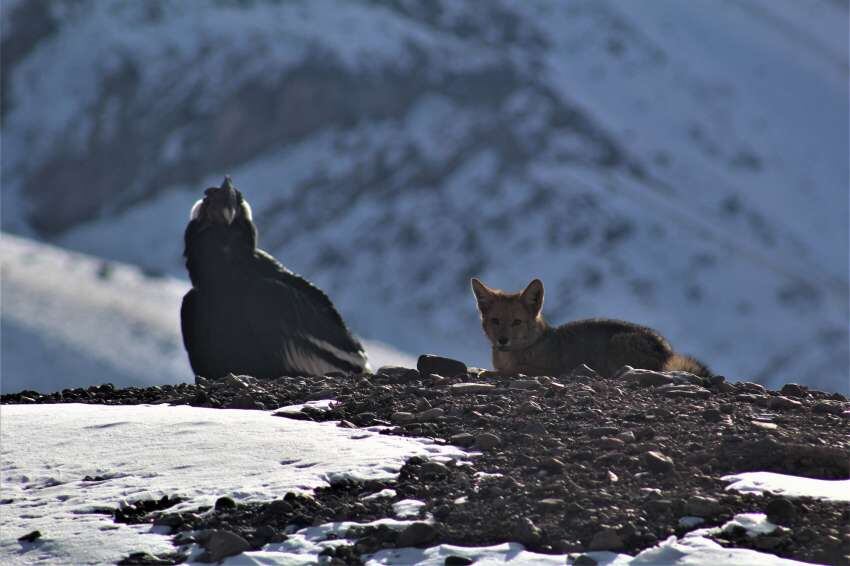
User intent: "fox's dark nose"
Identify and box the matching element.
[498,337,509,346]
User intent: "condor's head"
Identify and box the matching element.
[184,176,257,286]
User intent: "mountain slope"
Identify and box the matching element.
[2,0,847,392]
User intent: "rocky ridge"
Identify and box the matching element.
[3,357,849,564]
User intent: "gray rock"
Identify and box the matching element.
[416,407,446,421]
[518,400,543,415]
[450,432,475,447]
[198,530,251,562]
[737,381,767,394]
[397,522,438,547]
[377,366,421,383]
[702,408,723,422]
[510,517,542,546]
[596,437,626,450]
[450,383,496,394]
[812,402,844,415]
[766,497,796,526]
[590,426,620,437]
[417,355,467,378]
[536,498,565,511]
[17,530,41,543]
[572,555,599,566]
[780,383,808,397]
[644,451,675,474]
[475,432,502,450]
[570,364,601,379]
[622,368,672,386]
[588,527,624,551]
[683,495,725,518]
[306,388,336,401]
[768,396,803,410]
[391,411,415,424]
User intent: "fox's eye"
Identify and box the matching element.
[490,318,500,325]
[512,319,522,326]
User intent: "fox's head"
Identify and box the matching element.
[471,278,547,351]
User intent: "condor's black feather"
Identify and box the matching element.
[180,177,368,379]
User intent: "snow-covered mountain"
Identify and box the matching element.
[2,0,847,392]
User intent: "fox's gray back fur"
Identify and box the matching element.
[471,278,710,378]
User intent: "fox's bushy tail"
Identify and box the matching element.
[664,354,712,377]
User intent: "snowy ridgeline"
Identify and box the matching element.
[2,403,849,565]
[2,0,848,393]
[0,233,415,394]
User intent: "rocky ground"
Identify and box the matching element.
[4,357,850,565]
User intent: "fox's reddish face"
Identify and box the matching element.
[471,278,546,351]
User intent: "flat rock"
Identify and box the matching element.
[417,355,467,378]
[198,529,251,562]
[397,522,438,547]
[450,383,496,394]
[644,451,675,474]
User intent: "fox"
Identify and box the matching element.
[471,277,710,378]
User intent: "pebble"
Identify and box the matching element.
[450,383,496,394]
[644,451,675,474]
[476,432,502,450]
[444,557,474,566]
[573,555,599,566]
[417,355,467,378]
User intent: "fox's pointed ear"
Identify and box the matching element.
[471,278,495,314]
[521,278,544,315]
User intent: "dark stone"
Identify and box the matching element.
[766,497,797,526]
[445,556,474,566]
[397,522,438,547]
[198,529,251,562]
[18,530,41,543]
[644,451,675,474]
[214,496,236,511]
[418,355,467,378]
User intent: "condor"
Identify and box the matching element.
[181,177,368,379]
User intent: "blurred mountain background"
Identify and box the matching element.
[2,0,848,393]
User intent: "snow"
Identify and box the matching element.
[0,233,416,394]
[0,404,464,565]
[724,471,850,502]
[0,403,829,565]
[392,499,427,519]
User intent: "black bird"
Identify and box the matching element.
[180,177,369,379]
